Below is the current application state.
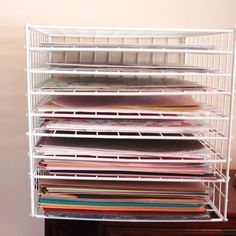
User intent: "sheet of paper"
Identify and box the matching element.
[43,118,210,134]
[47,62,214,73]
[35,76,211,93]
[39,159,212,175]
[36,137,210,158]
[38,95,204,114]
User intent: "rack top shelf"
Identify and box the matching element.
[27,25,234,38]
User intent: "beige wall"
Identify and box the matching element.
[0,0,236,235]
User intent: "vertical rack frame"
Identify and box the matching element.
[25,24,35,216]
[224,28,236,221]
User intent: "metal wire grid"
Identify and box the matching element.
[28,25,233,38]
[31,108,228,120]
[33,170,225,183]
[32,126,227,140]
[32,154,225,164]
[31,88,230,96]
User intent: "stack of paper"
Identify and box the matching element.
[34,67,214,219]
[42,118,210,134]
[36,137,215,180]
[46,62,215,73]
[36,137,209,159]
[39,179,211,220]
[38,95,205,114]
[38,160,214,179]
[36,76,211,93]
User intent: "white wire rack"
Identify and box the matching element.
[26,25,236,222]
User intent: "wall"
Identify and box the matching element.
[0,0,235,235]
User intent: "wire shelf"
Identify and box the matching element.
[33,167,225,183]
[33,139,227,171]
[29,68,231,77]
[32,107,228,121]
[31,88,230,96]
[29,46,232,55]
[29,25,233,38]
[32,153,225,164]
[33,200,224,222]
[31,126,227,140]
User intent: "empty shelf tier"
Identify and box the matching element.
[28,25,233,38]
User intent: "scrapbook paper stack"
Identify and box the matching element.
[35,82,215,220]
[36,136,214,220]
[35,62,216,220]
[35,76,213,93]
[37,94,211,114]
[36,138,215,180]
[39,180,211,220]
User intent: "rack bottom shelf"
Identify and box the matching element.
[34,202,224,222]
